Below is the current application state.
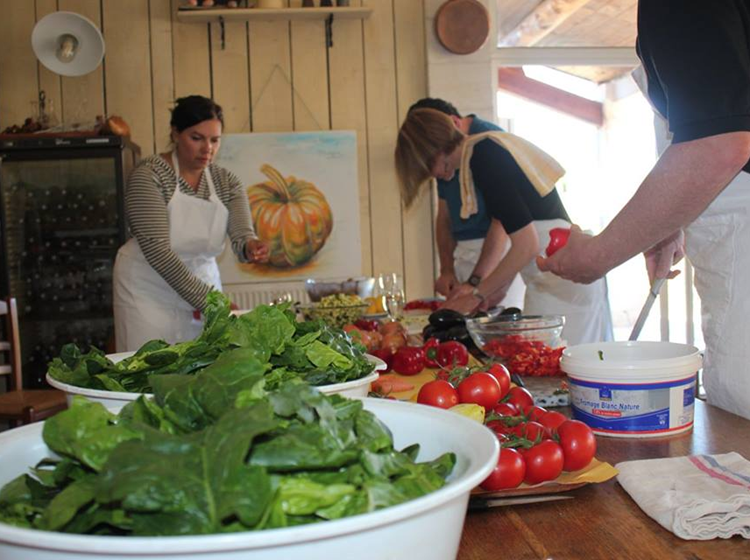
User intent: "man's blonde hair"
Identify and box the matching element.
[395,108,464,208]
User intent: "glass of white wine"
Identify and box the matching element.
[378,272,405,321]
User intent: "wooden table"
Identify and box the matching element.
[458,400,750,559]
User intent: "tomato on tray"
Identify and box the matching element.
[480,448,526,491]
[417,379,459,409]
[457,372,501,410]
[557,419,597,472]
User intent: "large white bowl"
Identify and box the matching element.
[47,352,387,408]
[0,398,499,560]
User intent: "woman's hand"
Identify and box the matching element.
[441,293,480,315]
[246,238,270,263]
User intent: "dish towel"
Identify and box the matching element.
[616,453,750,540]
[458,131,566,219]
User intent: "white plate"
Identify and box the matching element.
[0,398,499,560]
[47,353,388,407]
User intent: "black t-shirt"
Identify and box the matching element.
[470,139,570,235]
[637,0,750,170]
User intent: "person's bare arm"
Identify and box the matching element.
[470,218,510,279]
[538,131,750,283]
[435,199,459,296]
[443,222,538,314]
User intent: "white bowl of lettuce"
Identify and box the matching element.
[48,353,384,408]
[47,297,385,408]
[0,367,499,560]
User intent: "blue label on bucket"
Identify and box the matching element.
[569,376,696,434]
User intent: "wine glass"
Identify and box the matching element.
[377,272,405,320]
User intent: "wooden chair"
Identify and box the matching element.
[0,297,68,428]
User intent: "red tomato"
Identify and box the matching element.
[391,346,425,376]
[525,405,548,422]
[506,386,534,411]
[436,341,469,368]
[523,440,564,484]
[370,348,393,372]
[480,448,526,491]
[457,372,501,410]
[486,363,511,399]
[485,419,510,436]
[492,402,519,417]
[354,318,380,331]
[546,227,571,257]
[422,337,441,368]
[557,420,597,472]
[539,410,568,432]
[521,421,551,443]
[417,380,459,409]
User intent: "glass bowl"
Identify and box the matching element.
[298,302,370,328]
[466,315,566,377]
[305,277,376,302]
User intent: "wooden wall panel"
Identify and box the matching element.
[290,21,329,131]
[0,0,437,297]
[58,0,105,125]
[210,21,251,133]
[329,7,372,276]
[170,0,211,100]
[249,22,294,132]
[0,0,38,130]
[102,0,154,155]
[35,0,63,129]
[362,0,404,279]
[394,0,433,300]
[149,0,175,153]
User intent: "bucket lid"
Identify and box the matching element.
[561,341,702,381]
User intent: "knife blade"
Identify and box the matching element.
[468,495,574,511]
[628,277,666,341]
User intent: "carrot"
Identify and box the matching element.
[371,374,415,394]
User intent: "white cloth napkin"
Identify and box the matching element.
[616,452,750,540]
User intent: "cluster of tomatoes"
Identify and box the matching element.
[483,335,565,377]
[416,362,596,490]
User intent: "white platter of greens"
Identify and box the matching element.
[47,292,383,406]
[0,356,499,560]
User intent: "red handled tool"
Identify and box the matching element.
[545,228,571,257]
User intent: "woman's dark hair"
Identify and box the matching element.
[170,95,224,132]
[408,97,461,118]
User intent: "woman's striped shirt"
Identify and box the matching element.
[124,154,256,310]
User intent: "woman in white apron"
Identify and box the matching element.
[113,95,268,352]
[395,108,613,345]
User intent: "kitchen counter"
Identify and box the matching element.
[459,399,750,559]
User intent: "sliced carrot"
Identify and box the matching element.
[371,374,415,394]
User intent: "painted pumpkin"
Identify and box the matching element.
[247,164,333,267]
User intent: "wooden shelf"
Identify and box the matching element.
[177,6,373,23]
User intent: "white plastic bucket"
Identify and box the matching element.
[560,341,702,438]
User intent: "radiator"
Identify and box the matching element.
[223,282,310,310]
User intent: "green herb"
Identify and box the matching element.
[598,350,604,361]
[0,368,455,536]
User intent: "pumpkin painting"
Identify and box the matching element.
[247,164,333,268]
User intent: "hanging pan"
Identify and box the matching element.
[434,0,490,55]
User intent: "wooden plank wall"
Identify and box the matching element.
[0,0,436,300]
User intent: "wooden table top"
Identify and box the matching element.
[458,400,750,560]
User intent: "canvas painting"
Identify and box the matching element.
[214,131,361,284]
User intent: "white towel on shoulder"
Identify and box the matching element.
[616,452,750,540]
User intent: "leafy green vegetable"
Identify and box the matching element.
[0,367,455,536]
[47,292,374,394]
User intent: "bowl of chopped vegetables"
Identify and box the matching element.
[298,293,370,329]
[466,314,566,377]
[0,375,499,560]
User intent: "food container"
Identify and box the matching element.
[466,315,565,377]
[561,341,702,438]
[304,277,376,303]
[0,398,500,560]
[46,352,387,408]
[298,301,369,328]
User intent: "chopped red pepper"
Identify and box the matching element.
[483,335,565,377]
